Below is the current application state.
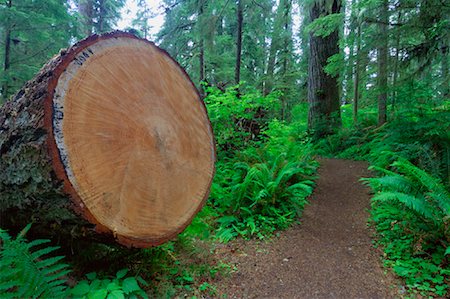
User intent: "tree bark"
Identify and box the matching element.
[263,0,283,96]
[98,0,105,33]
[441,44,449,98]
[377,0,388,125]
[307,0,342,137]
[280,0,292,120]
[198,0,205,95]
[235,0,243,86]
[353,19,361,123]
[0,32,216,248]
[1,0,12,102]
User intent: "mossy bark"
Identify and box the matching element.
[0,50,112,246]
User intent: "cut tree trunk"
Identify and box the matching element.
[0,32,216,248]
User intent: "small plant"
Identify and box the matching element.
[212,151,317,241]
[69,269,148,299]
[0,224,71,299]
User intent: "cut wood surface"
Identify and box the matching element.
[0,32,216,248]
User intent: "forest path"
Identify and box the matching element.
[217,158,398,298]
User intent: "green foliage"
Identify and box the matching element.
[204,85,281,152]
[365,159,449,232]
[124,237,229,298]
[306,13,344,37]
[0,0,76,101]
[317,107,449,182]
[0,224,70,298]
[0,225,149,299]
[366,160,450,297]
[74,0,126,35]
[210,114,318,241]
[314,96,449,297]
[69,269,148,299]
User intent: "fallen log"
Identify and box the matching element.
[0,32,216,248]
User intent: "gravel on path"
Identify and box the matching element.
[216,159,399,299]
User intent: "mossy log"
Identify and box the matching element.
[0,32,216,248]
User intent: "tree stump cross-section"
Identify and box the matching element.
[0,32,216,248]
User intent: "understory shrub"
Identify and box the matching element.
[209,116,318,241]
[364,159,450,297]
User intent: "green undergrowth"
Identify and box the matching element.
[315,103,450,297]
[0,222,231,299]
[0,225,148,299]
[206,87,318,241]
[364,158,450,297]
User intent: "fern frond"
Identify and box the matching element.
[372,191,440,225]
[393,159,450,215]
[0,226,70,298]
[364,175,414,193]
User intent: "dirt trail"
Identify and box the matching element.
[217,159,398,298]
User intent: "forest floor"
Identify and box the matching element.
[215,158,402,298]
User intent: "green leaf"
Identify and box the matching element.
[122,277,141,294]
[106,281,120,291]
[87,289,108,299]
[71,281,90,296]
[106,290,125,299]
[86,272,97,281]
[116,269,128,279]
[445,247,450,256]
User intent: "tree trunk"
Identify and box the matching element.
[353,20,361,123]
[1,0,12,102]
[98,0,108,33]
[0,32,216,248]
[441,44,449,98]
[78,0,94,36]
[198,0,205,95]
[235,0,243,86]
[280,0,292,120]
[307,0,342,137]
[263,0,283,96]
[377,0,388,125]
[391,10,401,111]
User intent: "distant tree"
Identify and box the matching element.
[75,0,125,35]
[306,0,342,136]
[132,0,154,39]
[235,0,243,86]
[377,0,388,125]
[0,0,75,102]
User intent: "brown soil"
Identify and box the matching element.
[216,158,400,298]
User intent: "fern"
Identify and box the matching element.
[0,224,70,298]
[392,159,450,215]
[368,161,449,232]
[372,192,439,224]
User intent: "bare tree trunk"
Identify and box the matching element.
[198,4,205,81]
[441,44,449,98]
[264,35,278,95]
[235,0,243,86]
[1,0,12,102]
[377,0,388,126]
[98,0,106,33]
[391,10,402,111]
[307,0,342,137]
[198,0,205,96]
[353,20,361,123]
